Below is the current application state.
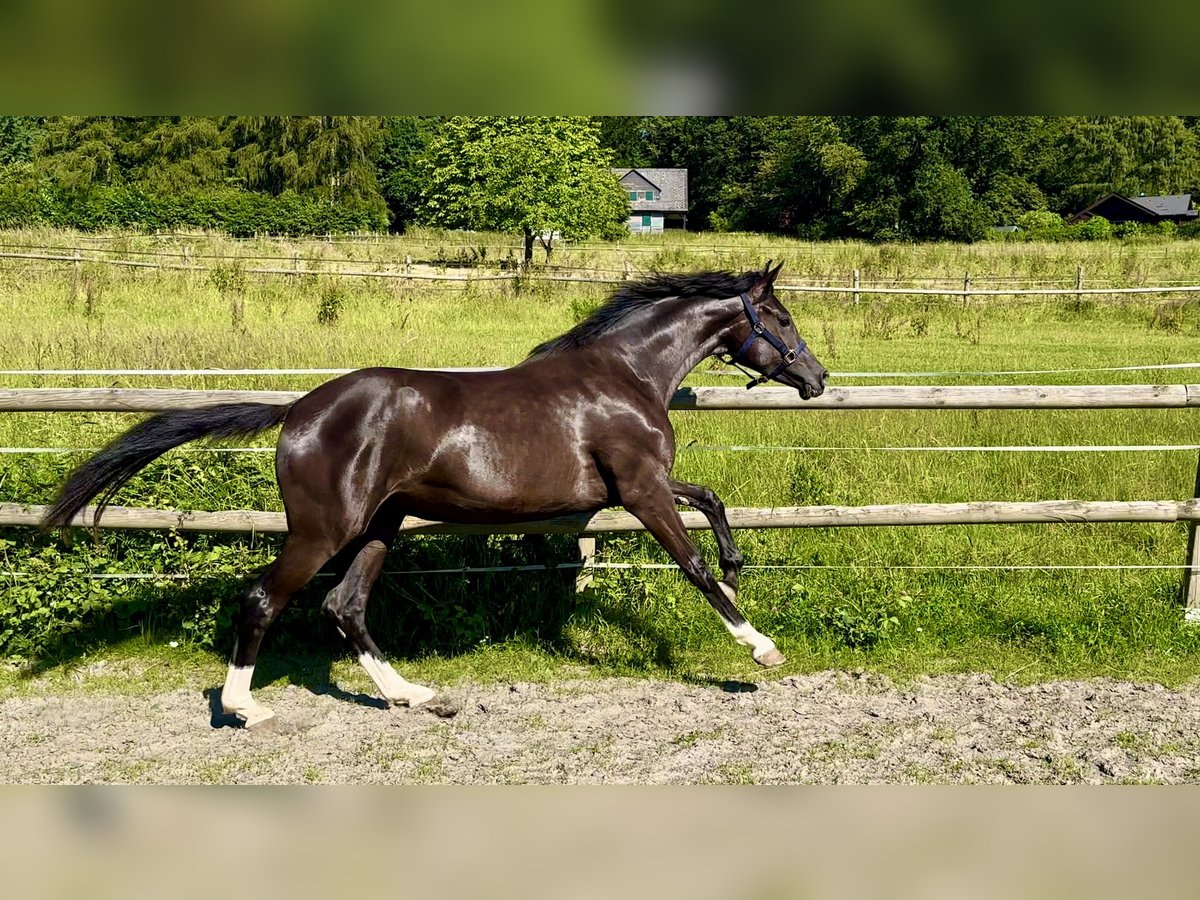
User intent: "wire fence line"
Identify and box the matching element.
[1,562,1189,582]
[5,247,1200,297]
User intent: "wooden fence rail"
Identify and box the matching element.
[3,499,1199,534]
[2,384,1199,413]
[3,500,1200,535]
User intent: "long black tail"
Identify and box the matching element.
[42,402,292,529]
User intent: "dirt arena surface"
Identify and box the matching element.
[3,671,1200,783]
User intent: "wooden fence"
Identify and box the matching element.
[3,383,1200,613]
[4,247,1200,299]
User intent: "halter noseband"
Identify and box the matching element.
[728,292,807,389]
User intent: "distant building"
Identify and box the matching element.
[612,168,688,233]
[1067,193,1197,226]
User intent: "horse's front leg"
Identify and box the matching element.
[619,474,784,668]
[669,478,743,594]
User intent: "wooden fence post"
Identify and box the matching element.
[1076,265,1084,305]
[576,536,597,593]
[962,271,971,308]
[852,268,860,305]
[1184,450,1200,622]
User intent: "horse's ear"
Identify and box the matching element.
[748,260,784,303]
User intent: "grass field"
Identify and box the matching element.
[4,228,1200,693]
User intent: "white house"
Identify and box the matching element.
[612,167,688,234]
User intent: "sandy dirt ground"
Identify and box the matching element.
[4,670,1200,783]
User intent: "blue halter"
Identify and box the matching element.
[729,292,807,389]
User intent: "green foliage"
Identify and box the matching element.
[0,116,44,166]
[1047,117,1200,213]
[0,182,387,235]
[18,116,390,233]
[1067,215,1114,241]
[225,116,385,204]
[316,279,346,325]
[642,116,780,231]
[1016,209,1068,240]
[7,116,1200,241]
[0,528,273,656]
[594,116,652,167]
[418,116,628,261]
[376,116,439,231]
[909,161,991,242]
[714,117,866,236]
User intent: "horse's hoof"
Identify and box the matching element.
[242,710,277,731]
[754,648,786,668]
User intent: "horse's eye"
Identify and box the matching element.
[779,316,791,327]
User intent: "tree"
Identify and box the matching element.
[418,116,628,264]
[0,116,44,166]
[641,116,780,230]
[34,116,146,193]
[594,116,651,167]
[717,117,867,236]
[1044,117,1200,213]
[224,116,386,204]
[127,117,229,194]
[376,116,439,231]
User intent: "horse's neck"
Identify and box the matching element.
[597,295,741,406]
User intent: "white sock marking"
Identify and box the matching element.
[726,621,778,660]
[716,583,779,660]
[221,663,274,725]
[358,653,436,707]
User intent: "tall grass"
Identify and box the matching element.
[3,228,1200,684]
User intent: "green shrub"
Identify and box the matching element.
[1067,215,1114,241]
[1015,209,1067,240]
[0,179,389,235]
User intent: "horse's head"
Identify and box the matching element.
[724,261,828,399]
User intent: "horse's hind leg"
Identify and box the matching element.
[221,533,335,727]
[669,479,743,592]
[321,512,444,711]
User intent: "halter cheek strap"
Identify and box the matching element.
[730,292,807,389]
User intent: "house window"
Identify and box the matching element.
[628,191,637,200]
[642,215,652,227]
[642,191,655,200]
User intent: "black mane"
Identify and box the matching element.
[528,270,758,358]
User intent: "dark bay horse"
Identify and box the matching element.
[44,261,827,727]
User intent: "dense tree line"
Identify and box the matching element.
[2,116,1199,241]
[600,116,1200,240]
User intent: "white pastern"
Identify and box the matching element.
[358,653,437,707]
[221,664,275,726]
[725,621,779,661]
[716,583,780,662]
